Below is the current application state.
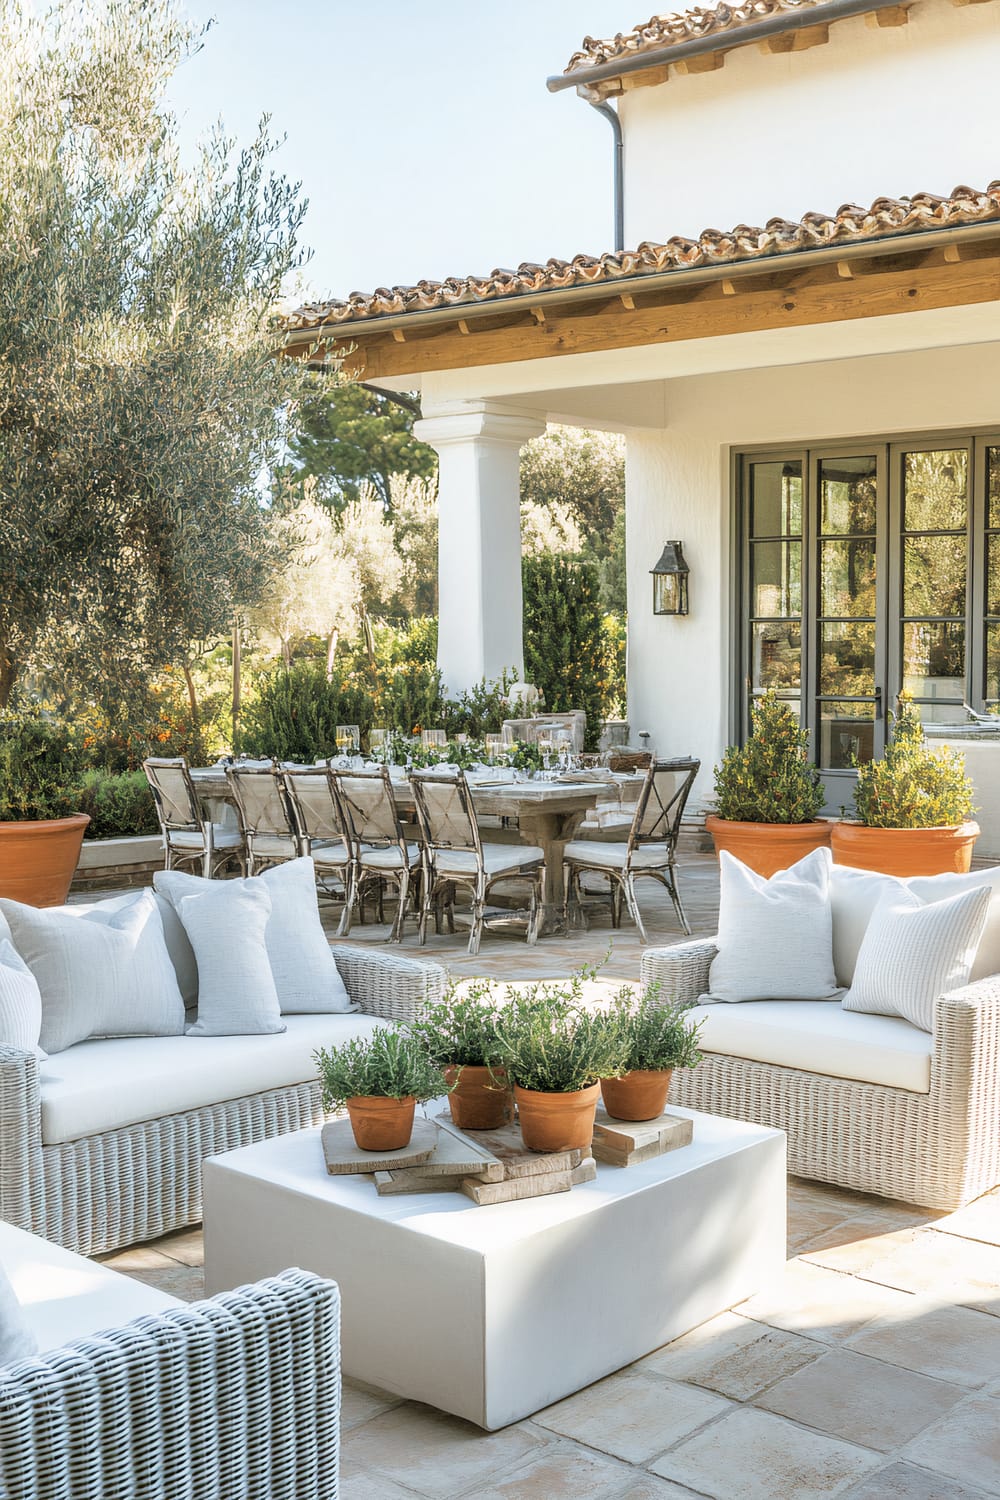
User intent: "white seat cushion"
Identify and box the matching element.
[310,840,350,867]
[169,825,243,851]
[563,840,671,869]
[250,834,299,858]
[432,843,544,877]
[38,1013,385,1144]
[360,842,421,871]
[0,1221,178,1354]
[689,999,932,1093]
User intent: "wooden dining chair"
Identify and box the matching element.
[280,767,355,933]
[410,769,545,956]
[143,755,245,878]
[225,763,300,876]
[330,766,422,942]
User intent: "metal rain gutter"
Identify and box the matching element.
[546,0,909,93]
[281,217,1000,349]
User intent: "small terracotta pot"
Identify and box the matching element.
[445,1064,512,1131]
[705,815,833,879]
[0,814,91,907]
[830,820,979,876]
[600,1069,673,1122]
[345,1095,415,1151]
[514,1082,600,1153]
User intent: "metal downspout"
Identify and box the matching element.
[590,100,624,254]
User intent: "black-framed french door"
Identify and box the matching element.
[737,431,1000,807]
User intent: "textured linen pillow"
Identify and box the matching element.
[705,847,840,1003]
[843,885,991,1033]
[156,858,355,1015]
[177,880,285,1037]
[0,890,185,1055]
[830,864,1000,987]
[0,941,45,1058]
[0,1259,36,1365]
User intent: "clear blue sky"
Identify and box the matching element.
[167,1,633,303]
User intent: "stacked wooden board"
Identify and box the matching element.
[323,1104,694,1203]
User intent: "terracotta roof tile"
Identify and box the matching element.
[564,0,855,74]
[283,183,1000,333]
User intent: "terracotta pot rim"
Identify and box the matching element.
[345,1094,417,1107]
[513,1081,601,1101]
[605,1067,673,1081]
[832,820,980,835]
[705,815,832,833]
[0,813,91,834]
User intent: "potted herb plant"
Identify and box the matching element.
[706,690,830,877]
[831,693,979,875]
[493,976,627,1153]
[314,1027,447,1152]
[0,714,90,906]
[413,980,512,1131]
[599,984,703,1123]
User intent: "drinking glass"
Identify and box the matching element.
[485,734,503,764]
[421,728,447,748]
[369,727,387,761]
[336,724,360,755]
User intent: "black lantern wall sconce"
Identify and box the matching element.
[651,540,690,616]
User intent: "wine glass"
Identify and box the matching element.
[484,733,503,765]
[421,728,447,749]
[369,727,387,761]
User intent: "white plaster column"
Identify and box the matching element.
[414,403,545,695]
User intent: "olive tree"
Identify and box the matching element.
[0,0,309,710]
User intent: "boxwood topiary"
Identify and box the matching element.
[853,693,975,829]
[713,691,824,825]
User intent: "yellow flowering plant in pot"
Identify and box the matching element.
[706,691,830,877]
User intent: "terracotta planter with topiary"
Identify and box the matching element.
[414,981,513,1131]
[839,694,979,876]
[344,1095,417,1152]
[515,1082,601,1152]
[0,813,91,906]
[314,1028,446,1155]
[708,691,828,876]
[598,984,703,1122]
[444,1064,512,1131]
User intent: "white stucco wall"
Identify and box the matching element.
[619,0,1000,245]
[626,338,1000,810]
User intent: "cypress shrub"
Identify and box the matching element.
[522,556,605,750]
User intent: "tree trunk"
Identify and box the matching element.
[182,660,201,730]
[281,637,291,668]
[325,628,338,681]
[0,644,15,710]
[231,619,242,745]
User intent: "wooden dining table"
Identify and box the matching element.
[190,766,638,932]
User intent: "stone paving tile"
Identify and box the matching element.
[933,1190,1000,1248]
[120,1264,205,1301]
[649,1405,879,1499]
[850,1228,1000,1316]
[903,1393,1000,1494]
[449,1436,691,1498]
[846,1297,1000,1388]
[637,1309,824,1399]
[152,1227,205,1267]
[800,1224,926,1276]
[752,1346,966,1452]
[841,1460,999,1499]
[97,1243,182,1272]
[734,1258,916,1343]
[340,1377,404,1432]
[533,1369,730,1465]
[342,1404,547,1499]
[339,1462,421,1499]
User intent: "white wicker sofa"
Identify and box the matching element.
[0,946,445,1257]
[0,1219,341,1500]
[642,937,1000,1210]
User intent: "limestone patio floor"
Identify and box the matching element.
[97,853,1000,1499]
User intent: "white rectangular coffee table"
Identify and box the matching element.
[203,1105,785,1430]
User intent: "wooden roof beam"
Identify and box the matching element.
[866,4,909,23]
[760,23,830,51]
[674,52,725,74]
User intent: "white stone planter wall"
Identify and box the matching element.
[71,835,162,893]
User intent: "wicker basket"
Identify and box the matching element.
[606,751,652,772]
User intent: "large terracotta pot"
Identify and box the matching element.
[830,820,980,877]
[600,1069,673,1122]
[345,1095,415,1151]
[445,1064,512,1131]
[514,1082,600,1153]
[705,815,833,879]
[0,814,91,907]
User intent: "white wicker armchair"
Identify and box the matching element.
[642,938,1000,1210]
[0,1266,341,1500]
[0,947,445,1257]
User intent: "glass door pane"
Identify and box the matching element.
[897,448,969,723]
[814,455,880,775]
[746,459,803,727]
[985,447,1000,707]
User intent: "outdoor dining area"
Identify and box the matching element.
[142,715,700,956]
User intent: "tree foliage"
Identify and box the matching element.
[287,379,436,514]
[0,0,307,710]
[523,555,606,749]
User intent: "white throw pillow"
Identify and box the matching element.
[0,891,185,1055]
[830,864,1000,987]
[705,848,840,1003]
[177,880,286,1037]
[843,885,991,1033]
[0,1259,36,1365]
[0,941,45,1058]
[155,859,355,1015]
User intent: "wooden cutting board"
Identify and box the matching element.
[591,1107,693,1167]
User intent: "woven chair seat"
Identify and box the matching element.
[308,839,350,867]
[359,842,421,871]
[432,842,544,878]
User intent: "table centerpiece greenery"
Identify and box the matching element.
[412,979,513,1130]
[314,1027,448,1152]
[599,982,703,1123]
